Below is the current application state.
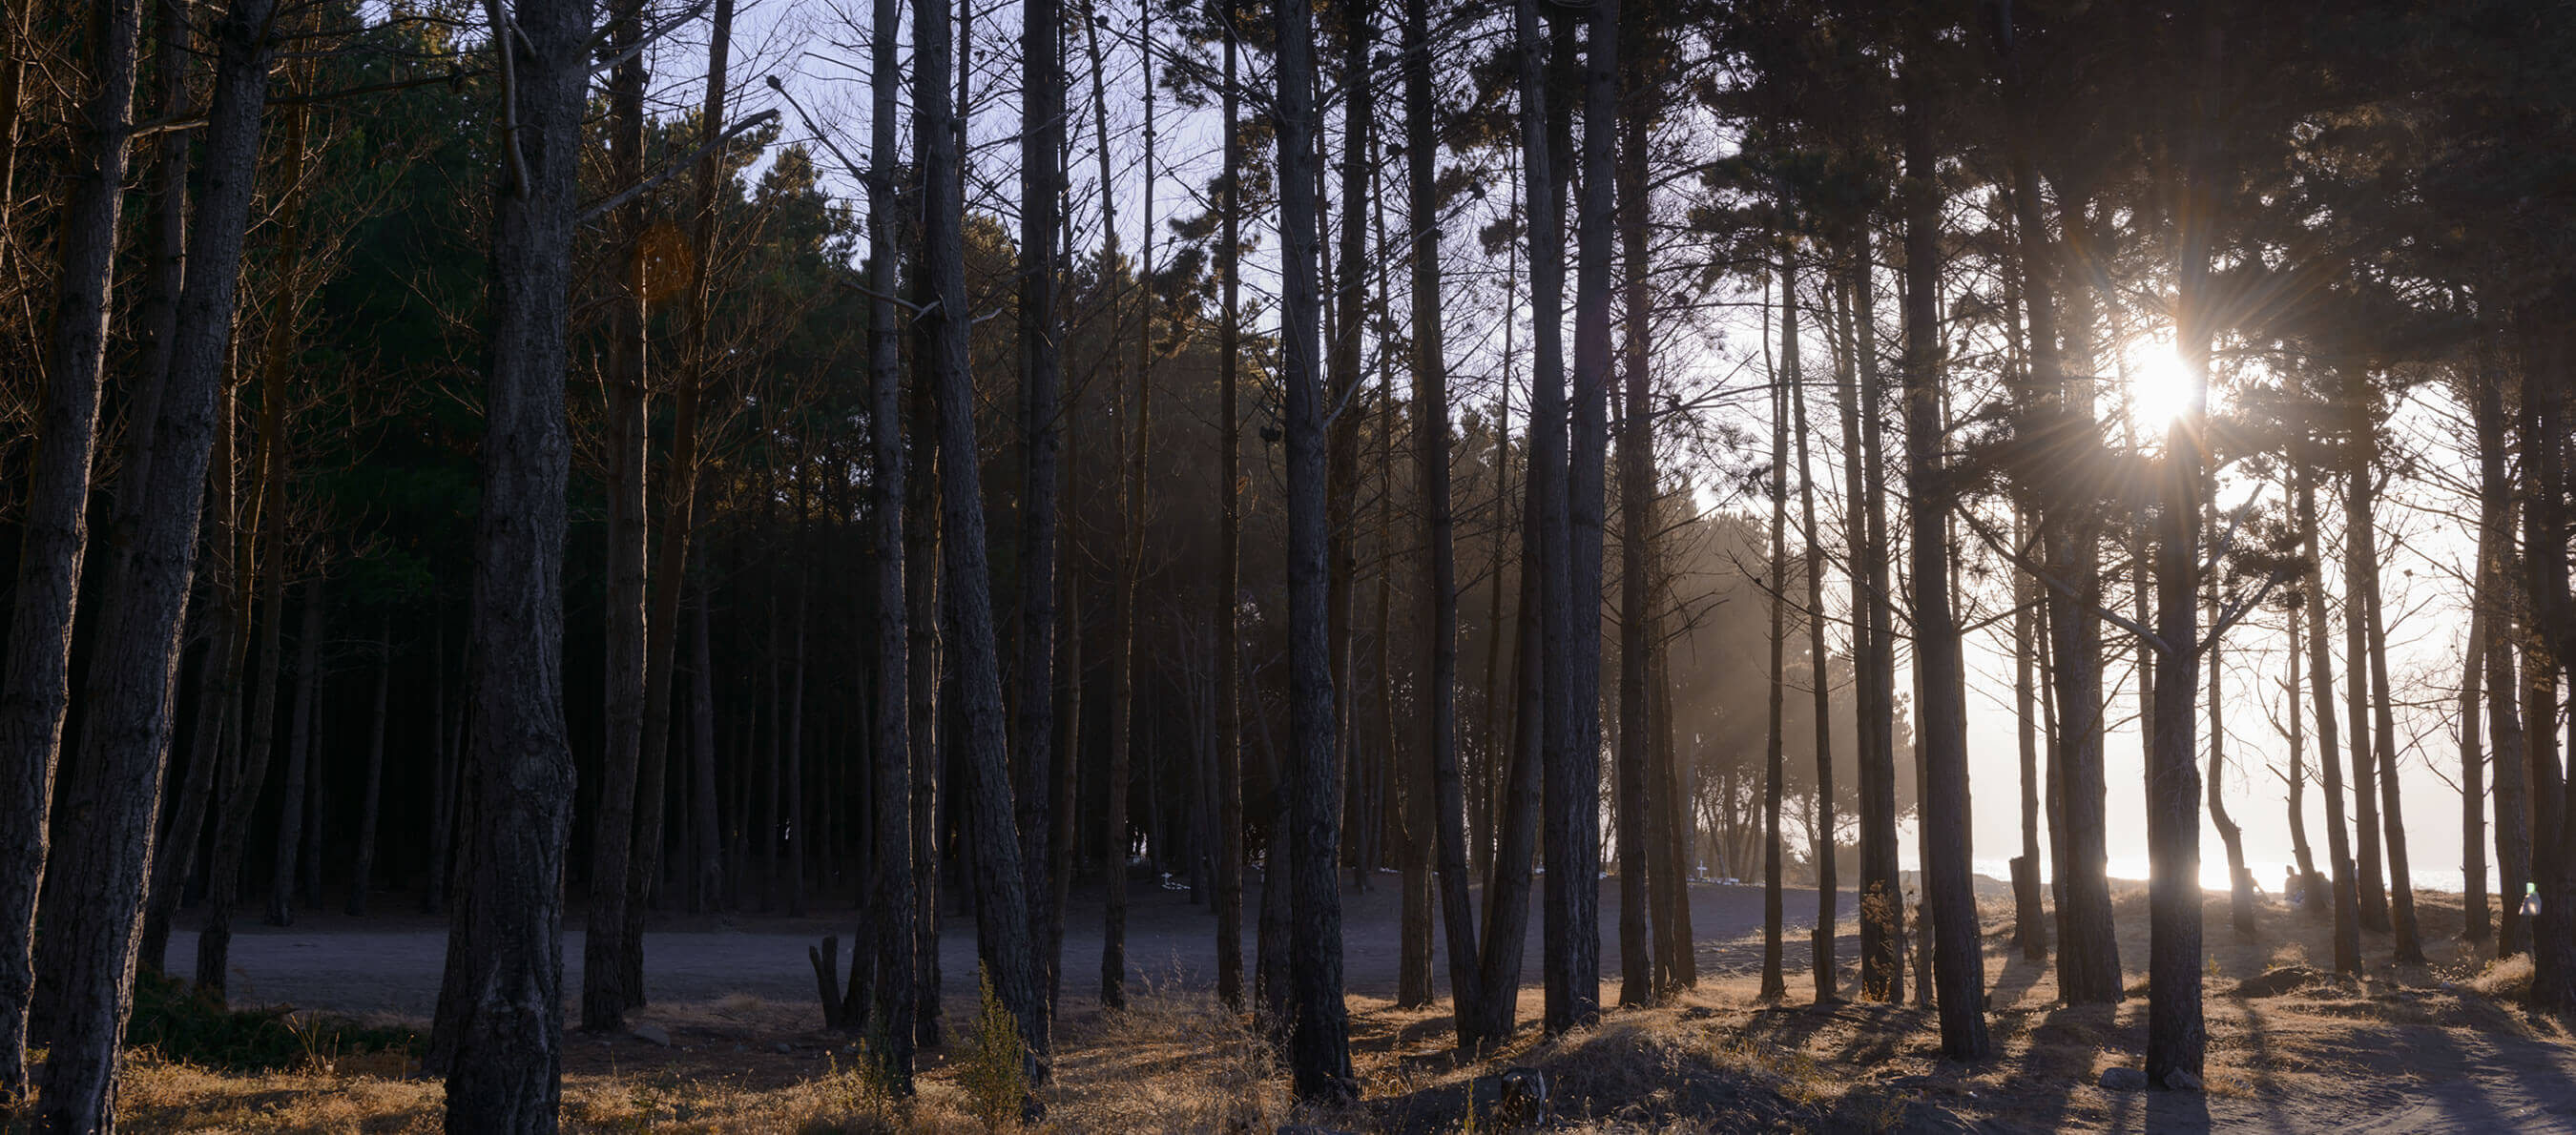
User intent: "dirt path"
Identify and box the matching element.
[170,878,1839,1021]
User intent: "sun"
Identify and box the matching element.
[2123,340,2200,432]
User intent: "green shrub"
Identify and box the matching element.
[954,967,1028,1132]
[124,968,422,1072]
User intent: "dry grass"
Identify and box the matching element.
[71,888,2576,1133]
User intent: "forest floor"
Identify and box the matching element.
[104,877,2576,1132]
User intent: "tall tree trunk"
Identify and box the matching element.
[1612,98,1656,1013]
[905,319,945,1051]
[141,363,241,971]
[1650,575,1694,990]
[2207,578,2254,937]
[1791,259,1840,998]
[2344,374,2422,962]
[2518,326,2576,1016]
[269,578,327,925]
[346,619,391,916]
[2343,466,2390,935]
[199,13,316,996]
[1548,0,1616,1038]
[917,0,1047,1076]
[1760,274,1790,1005]
[2147,30,2217,1075]
[426,616,455,917]
[1326,0,1373,903]
[580,0,653,1031]
[1900,54,1987,1061]
[1844,244,1904,1005]
[2462,549,2489,945]
[1213,9,1247,1012]
[1277,0,1355,1096]
[0,0,144,1092]
[1405,0,1477,1032]
[862,0,915,1081]
[2298,462,2364,974]
[2477,365,2530,958]
[2283,597,2322,908]
[1014,0,1063,1011]
[2012,509,2046,960]
[430,0,587,1122]
[1102,0,1159,1007]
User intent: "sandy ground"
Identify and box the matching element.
[167,874,1842,1021]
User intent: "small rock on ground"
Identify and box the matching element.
[631,1024,672,1047]
[2099,1066,2150,1091]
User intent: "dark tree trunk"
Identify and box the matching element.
[1405,0,1476,1031]
[580,0,652,1032]
[2013,513,2046,960]
[270,579,327,925]
[1548,0,1615,1038]
[862,0,915,1079]
[1276,0,1355,1096]
[1326,0,1371,904]
[2283,600,2323,910]
[2147,38,2216,1076]
[619,0,734,1001]
[0,0,143,1092]
[2207,581,2254,938]
[2462,556,2489,945]
[2298,464,2364,974]
[426,618,456,917]
[1760,274,1790,1005]
[2343,465,2389,934]
[916,0,1047,1075]
[1014,0,1064,1015]
[1844,245,1904,1005]
[2519,327,2576,1016]
[1900,56,1987,1061]
[429,0,587,1125]
[1790,258,1840,999]
[2343,377,2422,963]
[2478,366,2530,957]
[1213,11,1247,1012]
[348,621,392,916]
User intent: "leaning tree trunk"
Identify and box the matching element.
[619,0,734,1001]
[2298,462,2364,975]
[916,0,1047,1077]
[141,394,244,973]
[431,0,587,1124]
[1276,0,1355,1097]
[2344,376,2423,964]
[0,0,144,1095]
[28,0,272,1120]
[2207,577,2254,938]
[1900,54,1987,1061]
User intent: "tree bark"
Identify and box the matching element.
[1844,244,1904,1005]
[862,0,915,1083]
[2298,462,2364,974]
[2207,576,2254,938]
[1791,258,1840,998]
[579,0,652,1028]
[1014,0,1064,1015]
[428,0,587,1125]
[347,620,392,916]
[1900,55,1987,1060]
[1213,10,1247,1012]
[916,0,1047,1076]
[270,579,327,925]
[2343,461,2390,934]
[1276,0,1355,1096]
[2013,509,2046,960]
[2343,373,2423,963]
[2477,365,2530,957]
[2517,326,2576,1016]
[1548,0,1616,1037]
[2283,597,2323,909]
[1405,0,1477,1032]
[1761,273,1790,1005]
[0,0,144,1095]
